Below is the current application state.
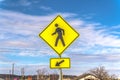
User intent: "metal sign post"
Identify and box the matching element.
[59,55,62,80]
[59,68,63,80]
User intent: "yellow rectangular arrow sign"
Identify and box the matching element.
[50,58,70,69]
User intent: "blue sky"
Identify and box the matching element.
[0,0,120,76]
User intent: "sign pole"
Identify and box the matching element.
[59,69,63,80]
[59,55,63,80]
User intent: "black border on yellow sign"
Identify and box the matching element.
[50,58,71,69]
[39,15,79,56]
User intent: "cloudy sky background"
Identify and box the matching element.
[0,0,120,76]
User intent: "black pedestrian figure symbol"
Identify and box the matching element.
[52,23,65,47]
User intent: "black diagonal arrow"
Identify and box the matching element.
[55,60,65,66]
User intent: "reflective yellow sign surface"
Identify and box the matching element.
[50,58,70,69]
[39,15,79,55]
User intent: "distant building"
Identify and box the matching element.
[76,73,100,80]
[0,74,21,80]
[0,74,92,80]
[63,75,77,80]
[49,74,59,80]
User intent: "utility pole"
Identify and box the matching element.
[36,70,39,80]
[12,63,14,75]
[9,70,11,80]
[21,68,24,80]
[12,63,14,80]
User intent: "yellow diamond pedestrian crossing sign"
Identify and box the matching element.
[39,15,79,55]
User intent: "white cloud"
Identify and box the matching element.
[18,50,54,57]
[65,53,120,75]
[40,6,53,11]
[68,19,84,27]
[0,55,14,63]
[19,0,31,6]
[69,23,120,55]
[69,53,120,63]
[0,63,49,75]
[79,24,120,47]
[0,56,5,61]
[0,9,78,55]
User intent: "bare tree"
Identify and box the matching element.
[89,66,117,80]
[109,74,118,80]
[50,70,59,80]
[37,68,47,80]
[21,68,25,80]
